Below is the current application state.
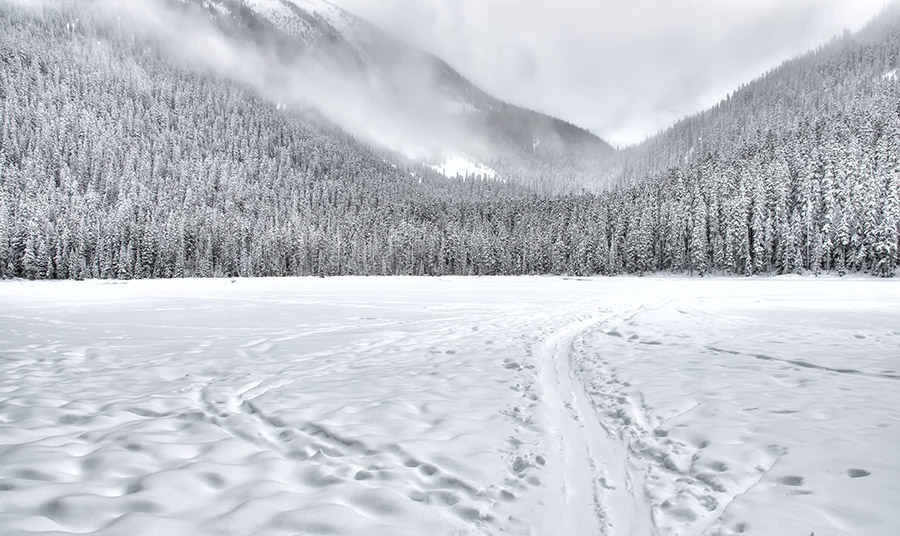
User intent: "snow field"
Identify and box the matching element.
[571,283,900,535]
[0,276,898,535]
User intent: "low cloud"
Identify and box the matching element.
[333,0,885,146]
[99,0,475,160]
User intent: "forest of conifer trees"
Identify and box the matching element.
[1,2,898,280]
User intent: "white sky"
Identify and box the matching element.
[330,0,886,147]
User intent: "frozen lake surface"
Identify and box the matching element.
[1,276,898,535]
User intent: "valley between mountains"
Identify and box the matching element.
[2,1,900,535]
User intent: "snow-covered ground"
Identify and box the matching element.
[0,276,898,536]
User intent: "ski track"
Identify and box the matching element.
[534,308,655,536]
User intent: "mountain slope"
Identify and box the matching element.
[604,2,900,187]
[592,3,900,275]
[0,0,897,280]
[161,0,615,192]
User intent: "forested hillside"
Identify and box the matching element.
[600,3,900,276]
[606,4,900,187]
[0,1,898,279]
[177,0,615,193]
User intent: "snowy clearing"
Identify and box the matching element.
[0,276,898,535]
[428,155,498,179]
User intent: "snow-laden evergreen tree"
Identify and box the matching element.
[1,1,899,279]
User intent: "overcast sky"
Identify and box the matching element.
[330,0,886,147]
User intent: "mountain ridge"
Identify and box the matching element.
[172,0,616,191]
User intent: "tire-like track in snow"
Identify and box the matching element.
[535,312,654,536]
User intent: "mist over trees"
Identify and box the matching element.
[1,1,898,279]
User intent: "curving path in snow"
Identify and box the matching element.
[534,310,654,535]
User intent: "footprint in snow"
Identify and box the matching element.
[777,475,804,486]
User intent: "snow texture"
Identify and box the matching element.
[0,276,898,535]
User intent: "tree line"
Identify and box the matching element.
[1,2,897,279]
